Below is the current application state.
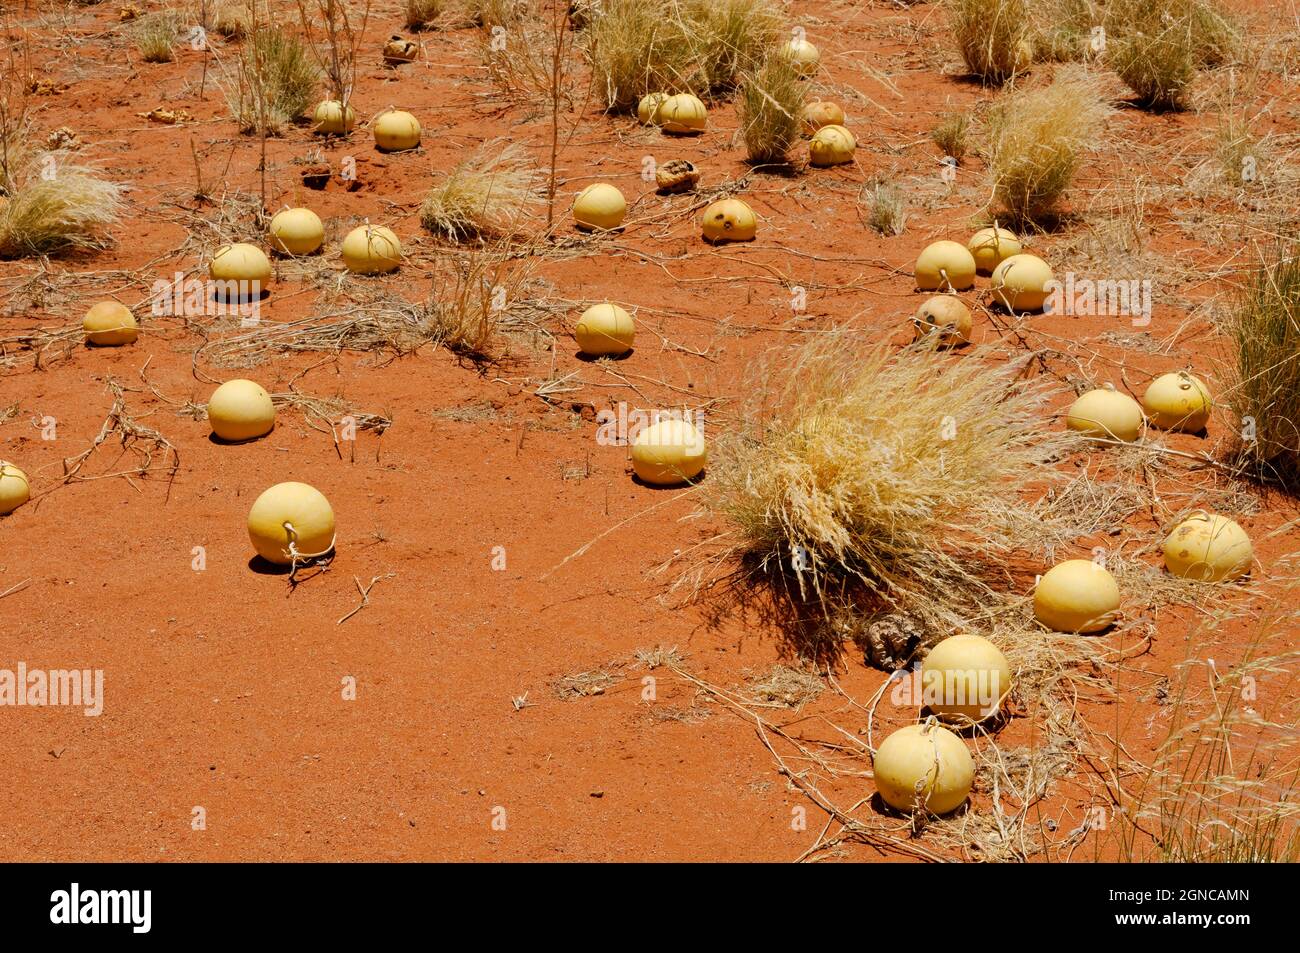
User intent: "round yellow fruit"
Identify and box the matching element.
[658,93,707,134]
[248,482,336,566]
[913,295,972,346]
[808,124,855,167]
[784,37,820,77]
[575,303,634,357]
[313,100,356,135]
[1143,371,1211,433]
[211,242,272,284]
[915,240,976,292]
[990,253,1054,312]
[373,109,421,152]
[700,198,757,243]
[268,208,324,257]
[1163,512,1252,583]
[207,379,276,442]
[873,721,974,815]
[572,183,627,232]
[804,101,845,134]
[1066,385,1144,442]
[631,418,706,485]
[1034,559,1120,633]
[83,300,138,347]
[967,226,1022,275]
[0,461,30,516]
[637,92,669,125]
[922,635,1012,725]
[341,225,401,274]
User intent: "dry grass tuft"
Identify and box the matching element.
[633,644,686,669]
[417,249,536,363]
[466,0,522,27]
[1212,113,1264,188]
[944,0,1033,83]
[861,179,907,236]
[930,111,969,162]
[0,152,123,259]
[684,0,782,94]
[1029,0,1102,63]
[226,26,320,135]
[1223,247,1300,485]
[405,0,443,31]
[585,0,792,109]
[738,51,802,166]
[747,664,825,708]
[1104,0,1239,111]
[419,141,543,242]
[213,0,253,37]
[554,668,620,699]
[131,10,183,63]
[984,68,1111,227]
[692,334,1083,661]
[584,0,700,111]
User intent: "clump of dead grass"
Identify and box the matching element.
[930,111,969,162]
[684,0,782,94]
[693,335,1083,660]
[213,0,253,37]
[861,179,907,236]
[984,67,1111,227]
[1223,247,1300,485]
[747,664,825,708]
[1029,0,1101,64]
[405,0,443,31]
[1213,112,1264,188]
[584,0,700,111]
[554,668,620,699]
[418,249,536,362]
[0,152,123,259]
[226,25,320,135]
[466,0,522,27]
[131,10,184,62]
[738,51,802,166]
[944,0,1033,83]
[1104,0,1239,111]
[633,644,685,669]
[419,140,543,242]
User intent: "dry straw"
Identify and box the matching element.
[984,67,1111,227]
[584,0,786,110]
[738,51,802,166]
[1103,0,1240,111]
[687,333,1087,662]
[0,150,123,259]
[419,141,544,242]
[226,24,320,135]
[1223,246,1300,486]
[944,0,1033,83]
[131,10,185,63]
[585,0,699,110]
[684,0,783,94]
